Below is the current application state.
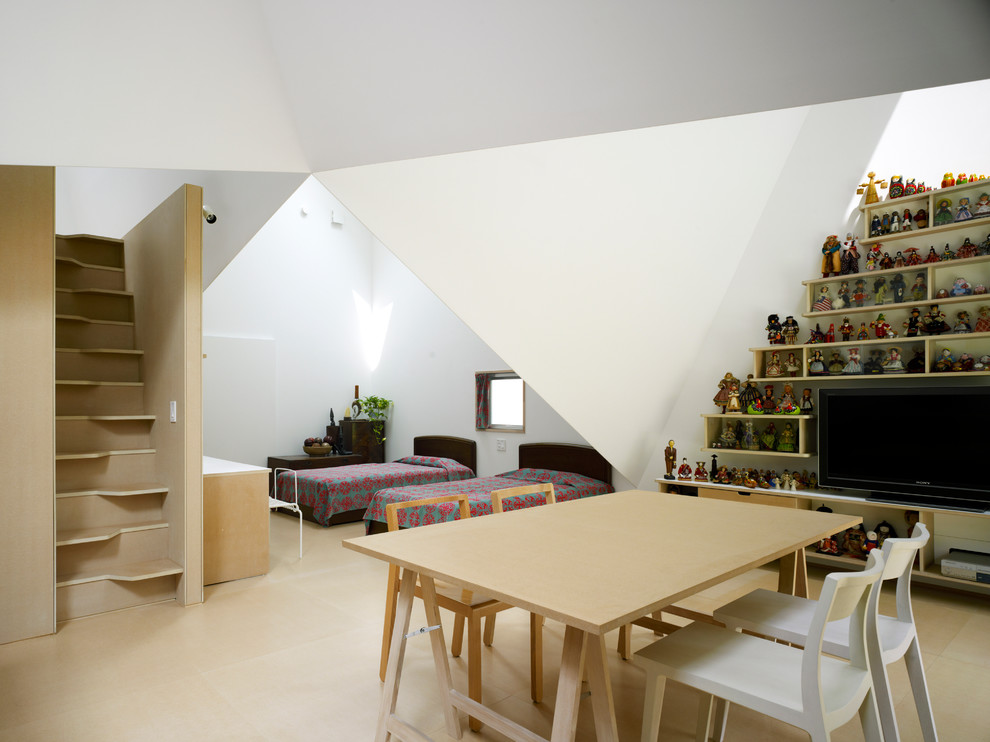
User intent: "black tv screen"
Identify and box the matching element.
[818,385,990,511]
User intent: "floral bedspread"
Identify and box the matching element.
[274,456,475,526]
[363,467,615,531]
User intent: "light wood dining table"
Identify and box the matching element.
[343,489,861,742]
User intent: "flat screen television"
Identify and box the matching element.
[818,385,990,512]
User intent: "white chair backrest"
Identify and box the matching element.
[802,550,885,714]
[879,521,928,581]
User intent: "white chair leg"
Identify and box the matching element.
[904,637,939,742]
[640,671,666,742]
[870,657,900,742]
[859,686,884,742]
[695,693,713,742]
[711,698,728,742]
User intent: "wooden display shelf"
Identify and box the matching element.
[700,447,813,459]
[702,413,815,456]
[55,255,125,273]
[55,558,183,588]
[55,415,156,421]
[56,379,144,387]
[56,521,167,546]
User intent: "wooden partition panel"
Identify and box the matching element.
[124,184,203,606]
[0,166,55,643]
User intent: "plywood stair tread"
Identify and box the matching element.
[56,521,168,546]
[56,380,144,389]
[56,347,143,355]
[57,233,125,244]
[57,484,169,499]
[55,255,125,272]
[55,314,134,327]
[56,448,155,460]
[56,414,156,421]
[56,559,183,587]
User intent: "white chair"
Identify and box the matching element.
[270,467,303,558]
[714,522,936,741]
[636,550,886,742]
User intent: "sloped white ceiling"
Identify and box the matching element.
[1,1,987,172]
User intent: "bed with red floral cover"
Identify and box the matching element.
[273,435,477,526]
[363,442,614,533]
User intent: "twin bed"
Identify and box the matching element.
[272,437,613,530]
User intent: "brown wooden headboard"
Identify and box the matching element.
[413,436,478,473]
[517,443,612,485]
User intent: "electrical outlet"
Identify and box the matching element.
[496,438,506,452]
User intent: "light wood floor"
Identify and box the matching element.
[2,513,990,741]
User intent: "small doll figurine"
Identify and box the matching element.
[910,272,927,301]
[890,212,902,233]
[821,234,842,277]
[904,246,921,265]
[934,348,954,372]
[759,422,777,451]
[842,525,868,558]
[953,310,972,333]
[873,276,888,305]
[725,382,742,413]
[742,421,759,451]
[842,347,863,374]
[812,286,832,312]
[857,322,869,340]
[957,237,979,259]
[808,349,826,375]
[882,346,905,373]
[903,307,922,336]
[664,440,677,479]
[762,384,776,413]
[713,372,739,412]
[974,192,990,218]
[764,351,783,377]
[776,422,796,452]
[890,272,906,302]
[784,352,800,377]
[807,324,826,344]
[955,197,973,221]
[865,244,882,270]
[914,207,928,228]
[888,175,904,199]
[905,179,918,196]
[765,313,783,344]
[738,374,762,409]
[950,277,972,296]
[959,352,975,371]
[677,458,693,481]
[921,304,950,335]
[870,214,882,237]
[693,462,709,482]
[869,312,891,338]
[941,244,955,261]
[902,208,914,231]
[879,251,894,270]
[781,315,800,344]
[827,351,844,375]
[716,420,737,449]
[833,281,849,309]
[923,246,940,263]
[974,305,990,333]
[933,198,953,227]
[893,251,905,267]
[880,213,891,235]
[852,279,869,307]
[838,316,854,340]
[713,465,731,484]
[863,531,879,553]
[864,349,886,374]
[907,348,926,374]
[799,388,814,413]
[941,172,956,188]
[776,383,799,414]
[825,323,835,343]
[840,235,860,274]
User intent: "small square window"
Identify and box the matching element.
[475,371,525,432]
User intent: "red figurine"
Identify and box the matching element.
[838,317,855,340]
[870,313,891,338]
[825,323,835,343]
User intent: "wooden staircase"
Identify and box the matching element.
[55,235,182,621]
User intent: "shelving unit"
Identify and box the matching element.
[702,413,814,458]
[657,478,990,596]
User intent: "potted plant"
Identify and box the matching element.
[360,395,392,461]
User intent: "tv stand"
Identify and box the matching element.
[657,478,990,597]
[867,490,990,514]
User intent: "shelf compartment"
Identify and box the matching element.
[56,484,168,499]
[55,448,156,461]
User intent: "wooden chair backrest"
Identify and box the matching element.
[385,493,472,532]
[490,483,556,514]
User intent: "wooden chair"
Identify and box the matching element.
[488,482,557,703]
[636,549,886,742]
[713,522,936,742]
[379,494,515,732]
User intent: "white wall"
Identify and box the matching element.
[56,167,306,287]
[318,79,990,489]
